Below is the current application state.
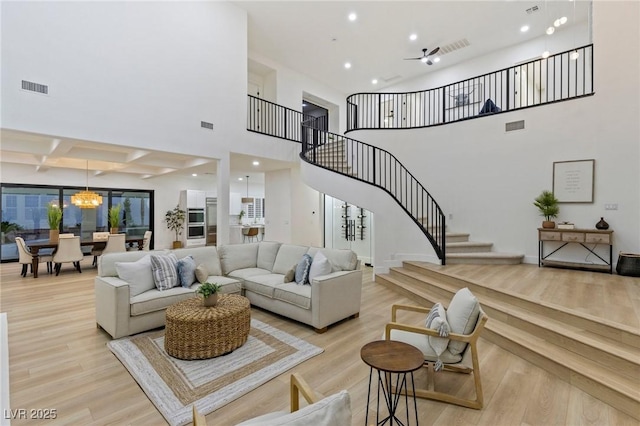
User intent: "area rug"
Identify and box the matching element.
[107,319,324,426]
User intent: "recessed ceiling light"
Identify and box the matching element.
[344,62,351,69]
[554,19,561,27]
[348,12,357,21]
[302,103,307,107]
[520,25,529,32]
[371,79,378,84]
[252,161,260,166]
[546,26,555,35]
[192,173,197,177]
[560,16,567,25]
[542,51,550,58]
[238,177,243,181]
[409,33,417,41]
[433,57,440,63]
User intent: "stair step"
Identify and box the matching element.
[445,232,470,243]
[446,241,493,253]
[375,265,640,420]
[446,252,524,265]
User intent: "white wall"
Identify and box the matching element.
[303,1,639,270]
[1,2,247,160]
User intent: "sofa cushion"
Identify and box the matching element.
[243,274,285,298]
[274,282,312,309]
[150,253,179,290]
[272,244,310,274]
[257,241,282,271]
[307,248,358,272]
[195,264,209,283]
[99,249,168,277]
[219,243,259,274]
[130,286,195,316]
[115,255,154,298]
[236,390,351,426]
[227,268,272,282]
[446,287,481,355]
[171,246,222,276]
[176,255,197,288]
[308,251,331,281]
[192,276,242,295]
[295,254,313,285]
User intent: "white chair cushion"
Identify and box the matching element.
[446,287,481,355]
[387,329,462,364]
[115,255,154,298]
[308,251,331,281]
[236,390,351,426]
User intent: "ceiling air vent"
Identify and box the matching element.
[21,80,48,95]
[201,121,214,130]
[505,120,525,132]
[382,74,402,83]
[438,39,470,56]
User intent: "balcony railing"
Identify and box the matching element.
[247,95,327,142]
[300,125,446,264]
[346,44,594,132]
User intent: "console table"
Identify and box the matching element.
[538,228,614,273]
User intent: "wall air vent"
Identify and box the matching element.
[505,120,525,132]
[200,121,214,130]
[438,38,470,56]
[526,5,540,14]
[21,80,48,94]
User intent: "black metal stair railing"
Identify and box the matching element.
[300,122,446,264]
[347,44,594,132]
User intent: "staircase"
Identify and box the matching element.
[444,229,524,265]
[376,261,640,420]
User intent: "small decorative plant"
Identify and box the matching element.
[47,203,63,230]
[109,204,122,230]
[238,209,245,222]
[196,282,222,298]
[165,205,186,244]
[533,190,559,228]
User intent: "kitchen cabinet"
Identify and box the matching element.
[186,190,206,208]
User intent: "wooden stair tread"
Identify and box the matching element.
[446,252,523,258]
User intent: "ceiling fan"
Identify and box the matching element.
[404,47,440,65]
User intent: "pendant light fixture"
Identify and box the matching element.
[241,175,254,204]
[71,160,103,208]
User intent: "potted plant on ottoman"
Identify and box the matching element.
[47,202,63,242]
[109,204,122,234]
[165,205,186,249]
[534,190,560,229]
[196,282,222,307]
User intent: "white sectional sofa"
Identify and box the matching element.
[95,242,362,339]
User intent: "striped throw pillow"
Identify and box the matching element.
[150,253,179,291]
[425,302,450,371]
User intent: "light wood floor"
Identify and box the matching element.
[1,259,638,425]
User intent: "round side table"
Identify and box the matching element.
[165,294,250,360]
[361,340,424,426]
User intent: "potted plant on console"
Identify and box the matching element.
[534,190,559,229]
[47,202,62,242]
[165,204,186,249]
[109,204,122,234]
[196,282,222,307]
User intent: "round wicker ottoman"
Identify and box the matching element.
[164,294,251,360]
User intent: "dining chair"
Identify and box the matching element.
[15,237,53,277]
[91,232,111,265]
[58,233,75,239]
[98,234,127,262]
[52,236,84,276]
[142,230,152,251]
[242,227,259,242]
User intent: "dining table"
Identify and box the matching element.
[26,236,146,278]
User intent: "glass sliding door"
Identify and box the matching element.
[111,191,152,237]
[63,189,109,240]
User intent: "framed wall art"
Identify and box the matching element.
[552,159,595,203]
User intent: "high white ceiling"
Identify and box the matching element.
[1,1,590,182]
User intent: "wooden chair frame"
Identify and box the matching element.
[385,303,488,409]
[193,373,319,425]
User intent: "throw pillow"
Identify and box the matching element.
[195,264,209,284]
[424,302,450,371]
[176,255,197,288]
[294,254,313,285]
[308,251,332,282]
[115,255,154,298]
[284,265,296,283]
[150,253,179,291]
[446,287,481,355]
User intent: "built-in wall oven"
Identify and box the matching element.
[187,208,205,240]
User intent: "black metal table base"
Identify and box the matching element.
[365,367,419,426]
